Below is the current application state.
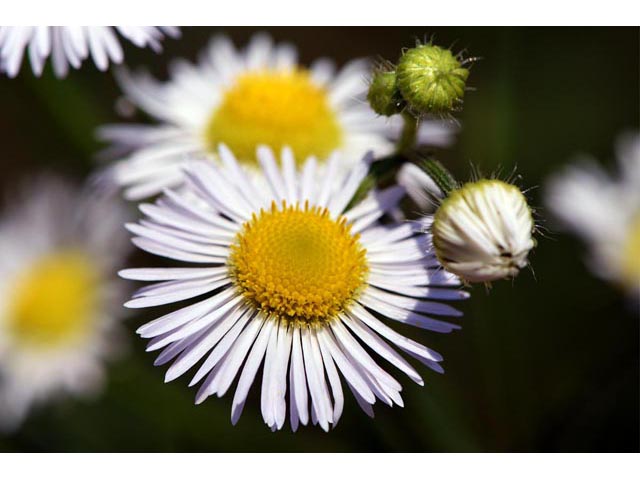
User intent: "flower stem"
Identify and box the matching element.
[419,157,458,196]
[345,153,407,210]
[397,112,418,153]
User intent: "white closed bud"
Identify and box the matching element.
[431,179,536,283]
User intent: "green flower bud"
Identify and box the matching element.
[396,43,469,116]
[367,70,405,117]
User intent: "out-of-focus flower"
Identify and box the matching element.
[98,33,395,200]
[0,176,131,431]
[120,145,468,432]
[545,133,640,295]
[410,168,535,283]
[0,26,180,78]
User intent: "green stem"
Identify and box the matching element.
[419,157,458,196]
[397,112,418,153]
[345,153,408,210]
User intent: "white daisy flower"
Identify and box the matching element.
[120,145,469,432]
[0,26,180,78]
[0,176,131,431]
[99,32,396,200]
[545,133,640,294]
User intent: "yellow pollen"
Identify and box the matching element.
[621,214,640,288]
[205,69,343,166]
[228,201,369,327]
[8,251,98,347]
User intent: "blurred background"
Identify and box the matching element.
[0,27,637,452]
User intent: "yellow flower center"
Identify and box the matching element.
[228,202,368,327]
[621,214,640,288]
[8,251,98,347]
[205,69,343,166]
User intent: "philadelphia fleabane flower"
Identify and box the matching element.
[545,134,640,294]
[120,145,468,431]
[398,161,536,283]
[99,33,395,200]
[430,179,536,283]
[0,176,131,431]
[0,26,180,78]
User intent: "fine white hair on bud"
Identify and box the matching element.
[431,179,535,283]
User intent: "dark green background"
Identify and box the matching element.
[0,27,638,452]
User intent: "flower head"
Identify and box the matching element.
[545,133,640,294]
[396,42,470,116]
[367,68,405,117]
[0,176,131,430]
[430,179,535,284]
[120,145,469,431]
[99,33,395,200]
[0,26,179,78]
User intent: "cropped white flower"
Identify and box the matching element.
[431,179,535,283]
[0,176,131,431]
[0,26,180,78]
[546,134,640,294]
[99,33,395,200]
[120,145,468,431]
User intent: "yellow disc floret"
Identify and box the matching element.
[8,251,98,347]
[229,201,368,327]
[205,69,343,166]
[621,214,640,289]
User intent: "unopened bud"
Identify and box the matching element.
[396,43,469,116]
[367,70,405,117]
[431,179,535,283]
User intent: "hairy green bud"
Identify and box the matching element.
[367,70,405,117]
[396,43,469,116]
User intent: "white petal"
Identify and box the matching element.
[290,328,309,426]
[316,328,375,404]
[193,311,253,403]
[215,315,265,397]
[349,303,443,364]
[301,327,331,431]
[340,313,423,385]
[165,306,249,382]
[231,319,274,425]
[317,331,345,425]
